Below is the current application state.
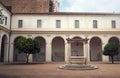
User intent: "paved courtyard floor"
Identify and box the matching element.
[0,62,120,78]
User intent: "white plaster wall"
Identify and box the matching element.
[11,14,120,30]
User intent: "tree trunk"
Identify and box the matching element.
[111,56,114,64]
[26,54,29,64]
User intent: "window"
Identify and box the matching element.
[56,20,61,28]
[18,20,23,28]
[5,17,7,25]
[93,20,97,28]
[112,20,116,28]
[75,20,79,28]
[37,20,42,28]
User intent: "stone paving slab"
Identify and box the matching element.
[0,62,120,78]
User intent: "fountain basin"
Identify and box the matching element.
[58,64,98,70]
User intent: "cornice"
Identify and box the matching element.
[11,29,120,35]
[0,25,11,33]
[13,12,120,16]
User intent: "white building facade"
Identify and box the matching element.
[0,3,120,63]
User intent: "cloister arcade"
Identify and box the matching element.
[0,35,120,63]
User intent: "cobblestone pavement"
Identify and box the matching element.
[0,62,120,78]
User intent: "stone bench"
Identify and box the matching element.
[69,56,87,64]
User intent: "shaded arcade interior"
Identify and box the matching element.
[109,37,120,61]
[90,37,102,61]
[0,35,7,62]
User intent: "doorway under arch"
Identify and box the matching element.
[13,36,26,62]
[33,37,46,62]
[0,35,7,62]
[90,37,102,61]
[52,37,65,62]
[109,37,120,61]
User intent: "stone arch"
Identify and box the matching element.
[51,36,66,43]
[33,36,46,62]
[71,37,84,56]
[52,36,65,62]
[109,37,120,43]
[0,35,7,62]
[72,36,81,39]
[108,37,120,61]
[90,37,102,61]
[13,36,26,62]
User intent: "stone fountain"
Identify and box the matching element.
[58,38,98,70]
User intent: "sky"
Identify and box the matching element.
[59,0,120,13]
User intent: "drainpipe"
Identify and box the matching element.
[8,13,12,63]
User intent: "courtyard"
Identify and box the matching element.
[0,62,120,78]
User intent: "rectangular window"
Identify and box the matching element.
[18,20,23,28]
[93,20,97,28]
[75,20,79,28]
[56,20,61,28]
[37,20,42,28]
[5,17,7,25]
[112,20,116,28]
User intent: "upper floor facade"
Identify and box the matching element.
[11,13,120,32]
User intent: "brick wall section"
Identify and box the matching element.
[0,0,12,6]
[0,0,50,13]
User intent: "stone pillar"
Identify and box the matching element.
[4,42,8,63]
[83,42,86,58]
[28,54,32,62]
[87,42,90,62]
[65,42,68,62]
[9,42,14,62]
[67,42,71,64]
[83,41,90,63]
[46,42,52,62]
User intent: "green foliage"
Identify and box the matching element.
[16,37,40,63]
[103,43,119,63]
[103,43,118,56]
